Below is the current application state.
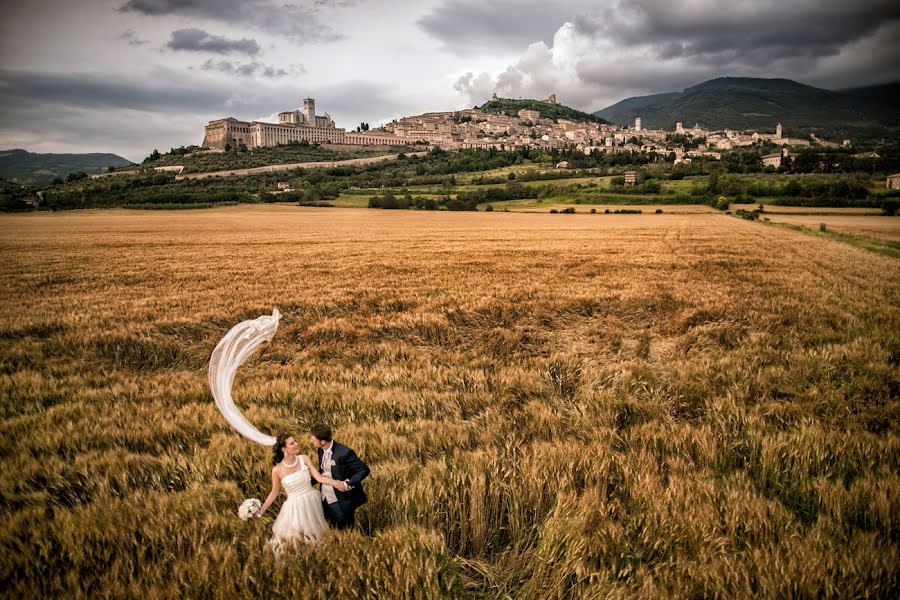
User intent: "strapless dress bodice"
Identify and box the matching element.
[282,466,314,497]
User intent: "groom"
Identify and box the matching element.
[309,422,370,530]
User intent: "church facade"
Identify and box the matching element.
[201,98,411,150]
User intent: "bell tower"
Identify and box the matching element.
[304,98,316,125]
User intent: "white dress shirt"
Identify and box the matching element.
[321,441,338,504]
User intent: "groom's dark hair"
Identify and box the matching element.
[310,422,333,442]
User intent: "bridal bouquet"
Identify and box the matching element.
[238,498,261,521]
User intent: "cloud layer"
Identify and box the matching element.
[446,0,900,111]
[2,0,896,160]
[119,0,344,43]
[166,28,260,55]
[198,59,306,78]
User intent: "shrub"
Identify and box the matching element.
[880,198,899,216]
[65,171,89,183]
[735,209,760,220]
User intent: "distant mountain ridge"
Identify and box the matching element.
[0,149,133,185]
[593,77,900,141]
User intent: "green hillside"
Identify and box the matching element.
[593,77,900,141]
[0,149,132,185]
[480,98,608,124]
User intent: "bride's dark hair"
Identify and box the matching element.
[272,432,291,466]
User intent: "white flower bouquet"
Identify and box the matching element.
[238,498,261,521]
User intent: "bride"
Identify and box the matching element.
[253,432,347,550]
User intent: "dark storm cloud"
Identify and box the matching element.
[421,0,900,76]
[448,0,900,111]
[118,0,344,43]
[571,0,900,67]
[166,28,260,55]
[0,68,237,159]
[0,69,227,113]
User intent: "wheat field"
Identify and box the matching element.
[1,205,898,598]
[760,214,900,241]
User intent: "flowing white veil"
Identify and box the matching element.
[208,308,281,446]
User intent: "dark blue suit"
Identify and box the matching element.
[317,441,370,529]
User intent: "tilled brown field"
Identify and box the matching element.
[1,205,898,598]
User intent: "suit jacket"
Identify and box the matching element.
[317,441,370,509]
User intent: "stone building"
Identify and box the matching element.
[887,173,900,190]
[202,97,376,150]
[762,150,789,168]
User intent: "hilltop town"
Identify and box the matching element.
[8,91,896,211]
[201,93,848,170]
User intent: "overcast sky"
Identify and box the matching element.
[2,0,898,161]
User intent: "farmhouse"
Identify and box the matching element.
[762,151,788,168]
[888,173,900,190]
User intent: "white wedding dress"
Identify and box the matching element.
[268,456,328,553]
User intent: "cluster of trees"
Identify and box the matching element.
[0,179,37,211]
[479,98,609,124]
[367,193,480,211]
[37,149,540,210]
[471,169,594,185]
[41,171,262,209]
[29,142,900,212]
[144,146,201,162]
[455,182,562,204]
[786,146,900,175]
[706,173,877,206]
[271,186,340,205]
[608,177,662,194]
[722,149,765,173]
[145,141,384,174]
[716,143,900,176]
[665,134,707,149]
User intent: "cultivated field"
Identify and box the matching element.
[1,206,898,598]
[732,204,883,215]
[761,214,900,241]
[502,203,719,214]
